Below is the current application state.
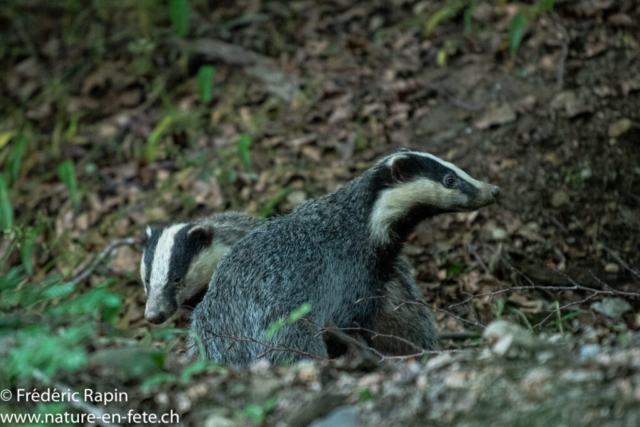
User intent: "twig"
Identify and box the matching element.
[602,246,640,280]
[302,318,465,362]
[356,296,486,329]
[202,328,335,362]
[69,238,136,286]
[32,370,122,427]
[556,23,569,89]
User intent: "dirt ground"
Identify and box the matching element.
[1,0,640,425]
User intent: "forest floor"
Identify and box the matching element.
[1,0,640,426]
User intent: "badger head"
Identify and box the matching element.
[140,223,227,324]
[370,149,501,244]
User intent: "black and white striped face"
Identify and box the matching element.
[370,150,500,243]
[140,224,215,324]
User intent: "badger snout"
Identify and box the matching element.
[145,297,178,324]
[145,309,170,324]
[491,185,501,199]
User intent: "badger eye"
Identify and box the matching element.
[443,174,457,188]
[173,277,183,285]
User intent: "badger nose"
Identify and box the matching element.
[491,186,501,199]
[146,311,167,324]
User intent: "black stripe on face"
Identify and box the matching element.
[143,227,163,292]
[388,154,479,199]
[167,225,212,288]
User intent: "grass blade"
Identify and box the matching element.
[238,134,252,173]
[58,160,81,209]
[510,13,527,56]
[197,66,215,103]
[0,175,13,231]
[169,0,190,37]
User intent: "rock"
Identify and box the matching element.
[287,190,307,207]
[580,168,593,180]
[604,263,619,273]
[608,119,633,138]
[483,320,541,357]
[591,298,632,318]
[204,415,237,427]
[550,91,593,118]
[579,344,602,361]
[492,227,508,241]
[308,406,359,427]
[551,190,569,207]
[474,103,517,129]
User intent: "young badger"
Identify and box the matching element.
[140,212,265,324]
[190,149,501,365]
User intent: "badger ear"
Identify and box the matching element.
[389,155,414,183]
[141,226,153,247]
[188,226,214,251]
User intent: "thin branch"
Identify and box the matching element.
[69,238,136,286]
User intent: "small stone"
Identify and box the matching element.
[204,415,237,427]
[551,190,569,207]
[474,103,517,129]
[287,190,307,207]
[579,344,602,361]
[492,227,508,241]
[580,168,593,180]
[308,406,359,427]
[608,119,633,138]
[591,298,632,318]
[605,263,620,273]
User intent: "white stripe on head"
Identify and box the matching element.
[413,152,482,189]
[150,224,188,292]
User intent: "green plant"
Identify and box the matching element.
[259,187,293,218]
[197,66,215,104]
[237,134,252,173]
[509,13,527,56]
[58,160,81,209]
[242,397,279,424]
[264,303,312,340]
[169,0,189,37]
[0,176,12,231]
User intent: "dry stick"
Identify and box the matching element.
[32,370,123,427]
[602,246,640,280]
[69,238,136,286]
[202,328,336,362]
[356,295,485,329]
[301,317,465,362]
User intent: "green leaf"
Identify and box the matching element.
[169,0,190,37]
[289,303,311,322]
[0,175,13,231]
[259,187,293,218]
[359,389,374,401]
[238,134,252,172]
[141,373,175,393]
[446,263,464,278]
[540,0,555,12]
[197,66,215,103]
[509,13,527,56]
[264,318,286,340]
[463,6,473,33]
[58,160,81,209]
[7,135,26,186]
[146,115,173,162]
[43,282,75,299]
[243,404,264,423]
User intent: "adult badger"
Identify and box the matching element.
[189,149,500,365]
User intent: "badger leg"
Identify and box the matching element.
[371,257,439,356]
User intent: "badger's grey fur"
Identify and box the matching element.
[140,212,265,324]
[190,149,500,366]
